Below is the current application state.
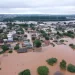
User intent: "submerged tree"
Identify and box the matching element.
[33,39,41,48]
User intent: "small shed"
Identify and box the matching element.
[54,71,63,75]
[17,48,28,53]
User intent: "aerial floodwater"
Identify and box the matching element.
[0,38,75,75]
[0,0,75,75]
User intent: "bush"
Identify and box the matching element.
[9,50,13,53]
[33,39,41,48]
[60,40,64,42]
[32,37,36,40]
[40,30,47,37]
[14,44,20,50]
[69,44,75,49]
[37,66,49,75]
[69,44,73,46]
[67,64,75,73]
[0,51,4,54]
[57,32,63,37]
[63,33,74,38]
[46,58,57,66]
[13,37,18,41]
[45,36,49,40]
[1,45,9,52]
[60,60,66,70]
[67,31,74,34]
[19,69,31,75]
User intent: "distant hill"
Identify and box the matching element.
[0,14,75,22]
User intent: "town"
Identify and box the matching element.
[0,20,75,75]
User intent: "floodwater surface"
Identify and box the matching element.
[0,38,75,75]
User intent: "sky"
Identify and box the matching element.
[0,0,75,14]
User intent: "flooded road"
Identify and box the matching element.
[0,38,75,75]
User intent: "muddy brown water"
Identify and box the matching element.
[0,38,75,75]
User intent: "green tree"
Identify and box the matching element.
[46,58,57,66]
[19,69,31,75]
[14,44,20,50]
[37,66,49,75]
[60,60,66,70]
[67,64,75,73]
[45,36,49,40]
[0,29,3,33]
[33,39,41,48]
[1,45,9,52]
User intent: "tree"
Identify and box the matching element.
[9,50,13,53]
[67,31,74,34]
[45,36,49,40]
[33,39,41,48]
[46,58,57,66]
[32,37,36,40]
[69,44,75,49]
[57,32,63,37]
[0,29,3,33]
[19,69,31,75]
[1,45,9,52]
[13,37,19,41]
[67,64,75,73]
[40,30,47,37]
[3,34,7,39]
[60,60,66,70]
[60,40,64,42]
[14,44,20,50]
[63,32,74,38]
[31,26,35,30]
[37,66,49,75]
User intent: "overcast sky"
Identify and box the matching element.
[0,0,75,14]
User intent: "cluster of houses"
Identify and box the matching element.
[0,20,75,53]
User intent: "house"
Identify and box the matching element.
[17,48,28,53]
[22,40,33,49]
[64,28,75,33]
[7,31,16,42]
[54,71,63,75]
[3,39,8,42]
[25,44,33,49]
[0,24,7,29]
[7,34,13,42]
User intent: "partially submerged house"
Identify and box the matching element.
[17,48,28,53]
[54,71,63,75]
[22,40,33,49]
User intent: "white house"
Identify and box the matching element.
[64,28,75,33]
[7,31,16,42]
[51,28,57,34]
[0,24,7,29]
[7,34,13,42]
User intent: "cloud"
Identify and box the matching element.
[0,0,75,14]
